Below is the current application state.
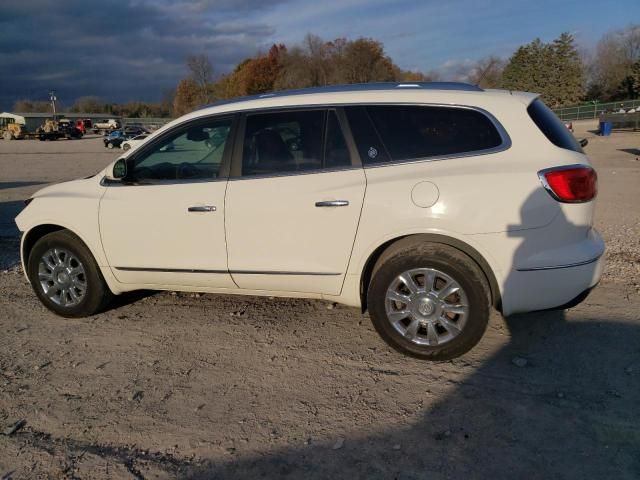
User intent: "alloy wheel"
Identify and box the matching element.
[385,268,469,346]
[38,248,87,307]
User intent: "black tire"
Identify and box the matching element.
[27,230,113,317]
[367,240,490,360]
[107,142,114,149]
[122,144,130,151]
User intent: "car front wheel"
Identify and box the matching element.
[367,241,490,360]
[27,230,113,317]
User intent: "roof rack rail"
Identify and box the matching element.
[196,82,483,111]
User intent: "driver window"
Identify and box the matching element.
[131,117,232,182]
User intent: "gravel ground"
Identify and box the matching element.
[0,127,639,479]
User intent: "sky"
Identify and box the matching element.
[0,0,638,111]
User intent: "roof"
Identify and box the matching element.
[198,82,483,111]
[0,112,26,124]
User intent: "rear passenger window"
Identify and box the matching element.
[241,109,351,177]
[527,98,583,153]
[344,107,391,164]
[356,105,503,164]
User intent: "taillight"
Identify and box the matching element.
[538,165,597,203]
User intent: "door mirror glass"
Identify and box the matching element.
[113,158,127,179]
[186,126,210,142]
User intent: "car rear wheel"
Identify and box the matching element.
[367,241,490,360]
[122,144,130,151]
[27,230,113,317]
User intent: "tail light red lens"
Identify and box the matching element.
[538,165,597,203]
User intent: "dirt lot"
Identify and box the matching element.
[0,126,639,479]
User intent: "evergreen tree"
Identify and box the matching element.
[502,33,585,107]
[548,33,585,106]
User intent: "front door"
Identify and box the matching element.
[99,115,237,289]
[225,108,366,295]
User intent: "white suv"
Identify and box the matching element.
[15,83,604,360]
[121,133,149,151]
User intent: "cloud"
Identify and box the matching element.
[1,0,636,110]
[436,58,476,81]
[0,0,287,109]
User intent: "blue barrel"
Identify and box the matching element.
[599,121,613,136]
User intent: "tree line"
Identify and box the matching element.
[173,36,432,115]
[173,24,640,114]
[12,96,173,118]
[12,24,640,117]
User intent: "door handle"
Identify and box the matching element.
[187,205,216,212]
[315,200,349,207]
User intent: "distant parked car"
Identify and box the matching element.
[93,119,121,134]
[103,130,126,149]
[121,133,149,151]
[74,119,86,135]
[123,126,148,137]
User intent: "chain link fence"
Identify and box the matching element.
[553,99,640,121]
[121,117,173,130]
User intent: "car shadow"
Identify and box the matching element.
[172,307,638,480]
[0,181,48,191]
[617,148,640,157]
[103,289,158,312]
[177,190,629,479]
[0,200,24,269]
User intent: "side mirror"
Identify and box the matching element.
[186,127,209,142]
[112,158,127,179]
[579,138,589,148]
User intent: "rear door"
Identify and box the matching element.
[224,108,366,295]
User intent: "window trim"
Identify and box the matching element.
[112,113,239,186]
[346,103,512,168]
[229,107,361,181]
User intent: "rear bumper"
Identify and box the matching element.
[545,283,596,311]
[501,250,604,316]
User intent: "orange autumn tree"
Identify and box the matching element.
[173,78,202,116]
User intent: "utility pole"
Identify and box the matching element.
[49,91,57,119]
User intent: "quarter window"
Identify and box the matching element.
[527,98,582,153]
[346,105,503,164]
[241,109,351,176]
[129,117,232,182]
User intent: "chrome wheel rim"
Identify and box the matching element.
[385,268,469,346]
[38,248,87,307]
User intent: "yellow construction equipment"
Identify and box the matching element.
[0,119,26,140]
